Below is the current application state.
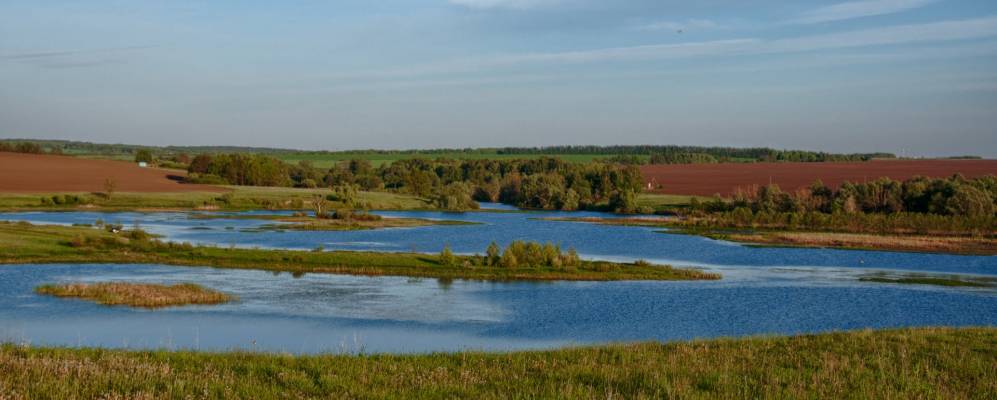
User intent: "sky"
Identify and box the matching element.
[1,0,996,156]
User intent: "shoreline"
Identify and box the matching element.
[0,222,720,282]
[541,217,997,256]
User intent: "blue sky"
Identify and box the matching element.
[1,0,996,156]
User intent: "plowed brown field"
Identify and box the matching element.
[0,152,224,193]
[641,159,997,196]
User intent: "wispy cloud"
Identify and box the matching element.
[0,45,155,61]
[448,0,561,10]
[1,45,155,69]
[635,19,723,32]
[792,0,938,24]
[327,16,997,81]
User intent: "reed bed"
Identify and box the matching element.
[35,282,233,308]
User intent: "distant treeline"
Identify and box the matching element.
[0,141,62,155]
[682,175,997,235]
[2,139,900,164]
[498,145,896,163]
[188,155,645,212]
[0,139,292,156]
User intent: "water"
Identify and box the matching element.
[0,207,995,354]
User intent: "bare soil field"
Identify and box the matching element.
[641,159,997,196]
[0,152,223,193]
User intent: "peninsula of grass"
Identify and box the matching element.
[35,282,233,308]
[0,186,434,212]
[191,212,478,231]
[0,221,718,282]
[1,327,994,398]
[859,276,995,288]
[542,216,997,255]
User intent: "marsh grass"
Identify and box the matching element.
[859,276,994,288]
[543,217,996,255]
[0,327,993,399]
[35,282,234,308]
[726,231,997,255]
[0,186,432,212]
[0,222,719,282]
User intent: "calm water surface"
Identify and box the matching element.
[0,207,994,353]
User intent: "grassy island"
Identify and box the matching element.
[35,282,233,308]
[191,212,477,231]
[0,327,993,398]
[0,221,718,282]
[541,217,997,256]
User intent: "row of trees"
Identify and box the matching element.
[0,141,60,155]
[188,154,291,187]
[497,145,894,163]
[439,241,582,269]
[701,175,997,217]
[678,208,995,236]
[188,154,644,212]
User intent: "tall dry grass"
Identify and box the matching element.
[35,282,233,308]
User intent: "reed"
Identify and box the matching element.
[35,282,233,308]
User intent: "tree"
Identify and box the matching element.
[439,245,456,267]
[609,189,639,214]
[312,194,330,218]
[103,178,117,199]
[500,248,519,268]
[134,149,153,164]
[485,242,501,266]
[945,185,995,217]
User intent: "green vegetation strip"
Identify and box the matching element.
[35,282,234,308]
[0,222,717,282]
[0,328,993,398]
[859,276,994,288]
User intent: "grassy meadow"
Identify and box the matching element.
[0,327,993,398]
[0,185,432,212]
[0,222,719,282]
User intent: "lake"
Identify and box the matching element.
[1,206,995,353]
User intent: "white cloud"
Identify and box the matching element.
[635,19,722,32]
[448,0,561,10]
[792,0,938,24]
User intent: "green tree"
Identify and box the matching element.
[439,245,456,267]
[485,242,501,266]
[134,149,153,164]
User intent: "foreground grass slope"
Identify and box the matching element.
[1,328,993,399]
[0,222,717,282]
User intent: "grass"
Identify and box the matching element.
[636,193,710,211]
[721,231,997,256]
[0,221,719,282]
[859,275,995,288]
[35,282,234,308]
[0,327,993,398]
[191,213,479,231]
[0,186,433,212]
[542,217,997,256]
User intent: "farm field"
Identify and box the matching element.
[641,159,997,196]
[0,152,221,194]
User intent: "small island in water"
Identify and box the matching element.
[35,282,234,309]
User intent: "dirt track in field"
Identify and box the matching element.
[641,159,997,196]
[0,152,224,193]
